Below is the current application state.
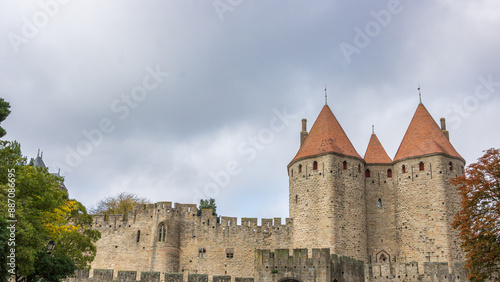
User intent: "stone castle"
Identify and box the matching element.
[79,99,468,282]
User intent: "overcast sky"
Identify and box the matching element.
[1,1,499,222]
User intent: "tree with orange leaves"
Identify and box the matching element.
[452,148,500,281]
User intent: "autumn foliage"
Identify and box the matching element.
[451,148,500,281]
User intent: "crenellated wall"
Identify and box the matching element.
[90,202,293,280]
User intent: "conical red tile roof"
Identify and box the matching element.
[290,105,362,164]
[393,103,463,162]
[364,134,392,164]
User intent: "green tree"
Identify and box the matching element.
[0,98,11,138]
[30,252,76,282]
[451,148,500,281]
[89,192,149,219]
[198,198,217,216]
[0,140,100,281]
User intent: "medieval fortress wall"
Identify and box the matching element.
[90,202,293,280]
[82,102,470,282]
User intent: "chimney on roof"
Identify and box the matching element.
[300,119,308,146]
[440,118,450,140]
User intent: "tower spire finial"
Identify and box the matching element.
[418,84,422,104]
[325,85,327,105]
[372,125,374,134]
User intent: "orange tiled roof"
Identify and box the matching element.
[393,103,463,162]
[290,105,362,164]
[364,134,392,164]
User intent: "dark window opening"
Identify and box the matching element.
[298,164,302,173]
[365,169,371,178]
[380,254,387,262]
[402,165,406,173]
[419,162,424,171]
[378,198,382,208]
[136,230,140,243]
[158,223,166,242]
[343,161,347,170]
[387,169,392,178]
[358,164,361,173]
[226,248,234,259]
[199,248,206,258]
[313,161,318,170]
[449,162,453,171]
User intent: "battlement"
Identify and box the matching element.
[65,269,254,282]
[366,261,467,281]
[91,201,292,233]
[255,248,365,282]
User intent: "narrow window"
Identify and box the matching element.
[158,223,166,242]
[378,198,382,208]
[402,165,406,174]
[449,162,453,171]
[291,169,293,177]
[226,248,234,259]
[419,162,424,171]
[136,230,140,243]
[313,161,318,170]
[199,248,206,258]
[387,169,392,178]
[343,161,347,170]
[295,194,298,204]
[358,164,361,173]
[298,164,302,173]
[365,169,370,178]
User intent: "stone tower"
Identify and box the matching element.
[392,103,465,271]
[364,130,398,265]
[288,104,367,261]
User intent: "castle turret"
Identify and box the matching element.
[393,103,465,275]
[363,130,397,265]
[288,105,367,261]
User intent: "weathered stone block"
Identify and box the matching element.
[92,269,113,281]
[140,271,160,282]
[117,270,137,281]
[213,276,231,282]
[188,274,208,282]
[164,273,183,282]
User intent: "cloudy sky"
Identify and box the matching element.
[1,1,499,221]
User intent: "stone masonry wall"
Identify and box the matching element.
[288,153,367,262]
[365,164,397,266]
[178,209,292,280]
[90,203,292,281]
[393,154,465,275]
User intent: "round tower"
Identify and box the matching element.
[288,105,367,262]
[149,205,181,272]
[393,103,465,273]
